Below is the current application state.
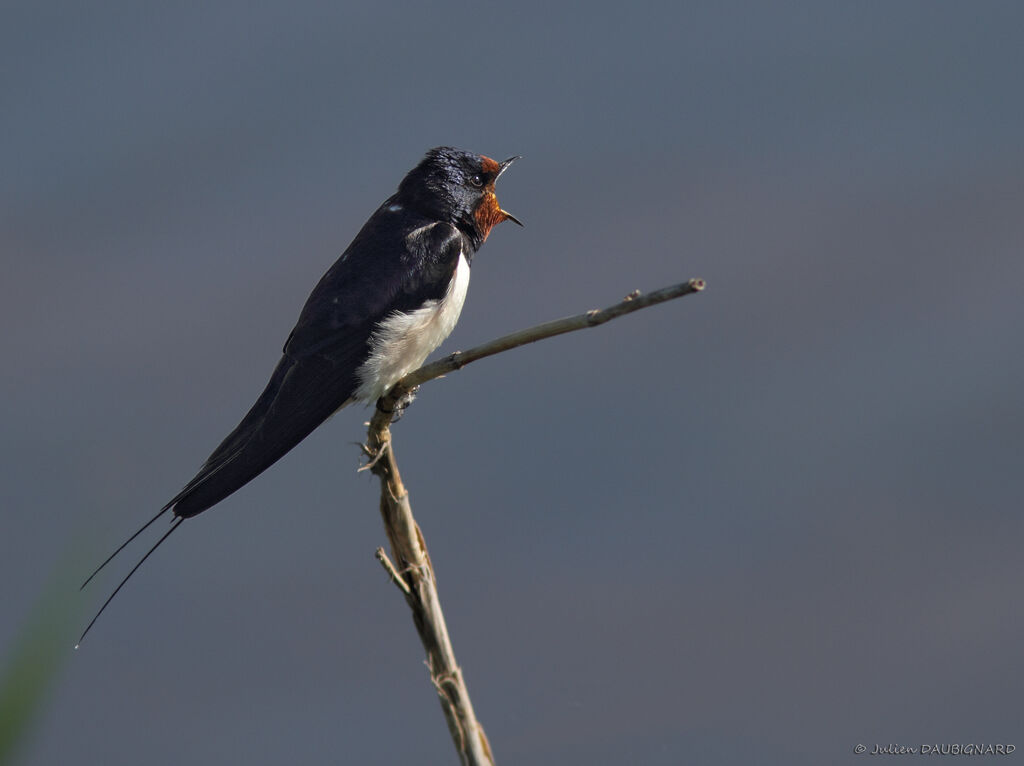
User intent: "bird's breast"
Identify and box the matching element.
[353,253,471,402]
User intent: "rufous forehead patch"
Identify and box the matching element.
[480,156,501,176]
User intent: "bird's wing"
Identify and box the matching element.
[283,219,467,358]
[168,220,469,518]
[168,334,369,518]
[76,333,371,642]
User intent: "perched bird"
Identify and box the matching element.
[78,146,520,644]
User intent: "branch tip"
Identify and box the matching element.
[381,276,705,397]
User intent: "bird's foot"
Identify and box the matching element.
[382,385,419,423]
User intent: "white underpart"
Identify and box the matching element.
[354,252,470,402]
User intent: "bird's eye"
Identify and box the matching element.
[469,174,483,188]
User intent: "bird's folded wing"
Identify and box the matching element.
[168,337,367,518]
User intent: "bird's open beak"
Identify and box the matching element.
[500,209,523,227]
[497,155,523,226]
[497,155,521,178]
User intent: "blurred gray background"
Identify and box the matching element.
[3,2,1022,764]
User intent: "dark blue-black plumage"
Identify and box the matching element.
[78,147,519,643]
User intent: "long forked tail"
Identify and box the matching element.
[76,511,183,647]
[80,504,174,591]
[75,450,251,645]
[77,351,359,644]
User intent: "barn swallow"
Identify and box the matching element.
[78,147,520,644]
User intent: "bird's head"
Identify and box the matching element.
[398,147,521,245]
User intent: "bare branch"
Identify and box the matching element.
[385,277,705,405]
[364,277,705,765]
[364,424,493,765]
